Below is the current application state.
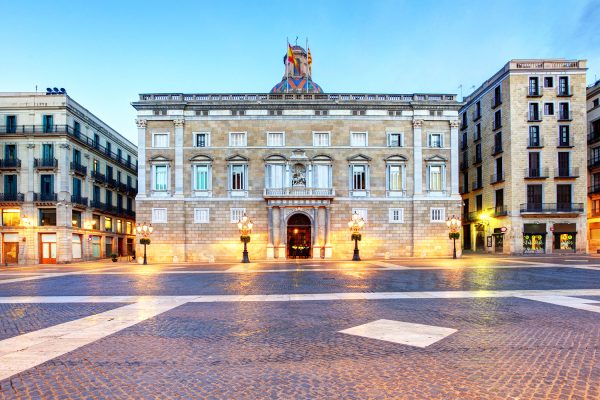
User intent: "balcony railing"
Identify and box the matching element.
[558,111,572,121]
[70,162,87,176]
[527,137,543,148]
[472,180,483,191]
[106,177,117,189]
[491,172,505,184]
[263,187,335,198]
[492,120,502,130]
[467,211,481,222]
[90,199,106,210]
[71,195,88,207]
[589,185,600,195]
[591,207,600,217]
[33,192,58,202]
[33,158,58,169]
[557,86,573,97]
[472,154,482,164]
[0,193,24,203]
[554,167,579,178]
[527,112,542,122]
[0,124,137,173]
[589,157,600,169]
[520,203,583,213]
[491,143,503,156]
[588,131,600,145]
[0,158,21,169]
[92,171,107,184]
[491,96,502,108]
[493,205,508,217]
[125,185,138,196]
[524,167,549,178]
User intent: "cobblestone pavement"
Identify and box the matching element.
[0,260,599,399]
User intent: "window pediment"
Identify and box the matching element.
[385,154,408,162]
[150,155,172,163]
[226,154,249,162]
[347,153,372,163]
[189,154,213,162]
[264,154,287,162]
[424,154,447,162]
[312,154,334,162]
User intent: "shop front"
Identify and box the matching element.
[2,233,20,265]
[552,223,577,253]
[492,228,504,253]
[39,233,57,264]
[523,223,546,254]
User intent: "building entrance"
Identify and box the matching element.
[287,213,311,258]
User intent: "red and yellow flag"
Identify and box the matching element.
[287,44,300,73]
[307,47,312,74]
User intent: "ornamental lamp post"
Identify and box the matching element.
[136,222,154,265]
[446,215,461,259]
[348,211,365,261]
[237,213,253,263]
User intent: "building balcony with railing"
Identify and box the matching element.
[472,180,483,191]
[558,110,572,121]
[589,156,600,169]
[263,187,335,198]
[33,192,58,202]
[492,205,508,217]
[70,195,88,208]
[70,162,87,176]
[491,172,505,184]
[527,87,543,97]
[527,112,542,122]
[459,185,469,194]
[554,167,579,178]
[557,86,573,97]
[589,184,600,195]
[472,153,482,165]
[0,158,21,170]
[125,185,138,196]
[91,171,107,184]
[106,177,118,189]
[524,167,549,179]
[527,137,544,148]
[90,199,106,211]
[491,143,503,156]
[520,203,584,214]
[33,158,58,169]
[588,131,600,145]
[590,206,600,217]
[0,193,24,204]
[492,120,502,130]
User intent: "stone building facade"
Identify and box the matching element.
[459,60,588,254]
[0,91,137,265]
[587,80,600,252]
[132,46,463,262]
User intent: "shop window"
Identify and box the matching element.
[39,208,56,226]
[2,209,21,226]
[105,217,113,232]
[72,210,82,228]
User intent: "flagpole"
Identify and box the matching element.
[305,37,308,93]
[286,37,289,93]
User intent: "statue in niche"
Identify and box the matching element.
[291,163,306,186]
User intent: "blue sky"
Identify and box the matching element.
[2,0,599,143]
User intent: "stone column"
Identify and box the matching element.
[413,119,423,195]
[266,206,275,259]
[278,207,287,258]
[58,143,71,197]
[312,206,321,259]
[174,119,184,197]
[449,120,459,195]
[136,119,147,197]
[324,206,332,258]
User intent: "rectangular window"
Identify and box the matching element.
[313,132,330,147]
[230,208,246,223]
[93,133,100,148]
[104,216,112,231]
[116,219,123,234]
[152,208,167,223]
[105,190,112,206]
[229,132,247,147]
[313,164,331,188]
[93,214,100,230]
[388,165,403,191]
[429,165,443,191]
[529,126,540,147]
[558,76,569,95]
[476,195,483,211]
[351,132,368,146]
[230,164,246,190]
[544,77,554,88]
[493,110,502,129]
[154,165,168,191]
[71,210,82,228]
[193,164,210,191]
[195,133,209,147]
[352,208,368,222]
[39,208,56,226]
[496,189,504,208]
[557,184,572,208]
[194,208,210,223]
[2,209,20,226]
[475,124,481,141]
[40,174,54,195]
[430,207,445,222]
[527,184,542,207]
[558,152,570,176]
[428,133,442,147]
[544,103,554,115]
[529,152,541,176]
[4,174,17,195]
[43,115,54,132]
[389,208,404,223]
[5,144,16,160]
[558,126,570,147]
[388,133,403,147]
[528,103,540,121]
[266,164,285,188]
[152,133,169,148]
[267,132,284,147]
[126,221,132,234]
[529,77,540,95]
[42,143,54,160]
[352,165,367,190]
[6,115,16,133]
[558,102,570,120]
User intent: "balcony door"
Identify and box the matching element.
[557,184,572,211]
[527,185,542,211]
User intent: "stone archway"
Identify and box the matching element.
[287,213,312,258]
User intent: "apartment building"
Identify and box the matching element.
[587,80,600,252]
[0,91,137,264]
[459,60,588,254]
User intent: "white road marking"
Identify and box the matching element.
[366,261,408,269]
[0,266,128,285]
[516,295,600,313]
[0,297,192,381]
[339,319,457,348]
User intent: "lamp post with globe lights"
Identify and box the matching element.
[237,213,253,263]
[136,222,154,265]
[446,215,461,259]
[348,211,365,261]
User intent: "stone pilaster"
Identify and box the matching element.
[312,206,321,259]
[136,119,147,197]
[266,206,275,259]
[174,119,184,197]
[449,120,459,195]
[413,119,423,195]
[277,207,286,258]
[324,206,332,258]
[58,143,71,197]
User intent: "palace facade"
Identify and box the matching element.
[132,46,463,262]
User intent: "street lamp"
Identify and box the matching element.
[237,213,253,263]
[136,222,154,265]
[446,215,461,259]
[348,211,365,261]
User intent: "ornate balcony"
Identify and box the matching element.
[33,192,57,202]
[34,158,58,169]
[520,203,583,214]
[0,158,21,170]
[71,195,88,208]
[0,193,24,204]
[70,162,87,176]
[263,187,335,198]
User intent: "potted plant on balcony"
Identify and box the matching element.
[111,253,118,262]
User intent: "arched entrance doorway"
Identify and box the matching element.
[287,213,311,258]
